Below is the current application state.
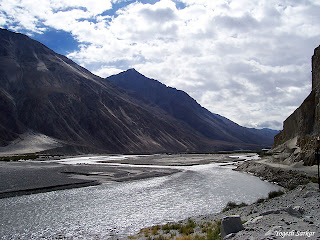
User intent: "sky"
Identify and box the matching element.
[1,0,320,130]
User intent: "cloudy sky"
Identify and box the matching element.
[1,0,320,130]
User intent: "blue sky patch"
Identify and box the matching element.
[32,29,80,55]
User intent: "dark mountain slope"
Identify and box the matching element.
[0,28,278,154]
[0,28,220,153]
[107,69,278,146]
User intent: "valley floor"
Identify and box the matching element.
[1,153,319,239]
[0,153,235,199]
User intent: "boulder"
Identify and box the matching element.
[220,215,244,239]
[284,206,305,217]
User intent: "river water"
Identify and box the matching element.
[0,156,280,239]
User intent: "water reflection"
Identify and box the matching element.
[0,162,280,239]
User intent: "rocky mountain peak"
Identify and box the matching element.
[312,45,320,90]
[108,69,278,147]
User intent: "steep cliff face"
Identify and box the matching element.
[273,45,320,165]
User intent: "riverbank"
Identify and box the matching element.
[0,156,181,199]
[129,157,320,240]
[0,153,237,199]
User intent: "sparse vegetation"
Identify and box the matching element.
[216,150,260,155]
[311,177,318,183]
[178,219,196,235]
[201,220,221,240]
[256,198,265,204]
[0,154,39,161]
[267,190,284,199]
[161,222,181,232]
[139,227,151,237]
[151,225,160,235]
[175,236,193,240]
[132,219,221,240]
[222,201,248,212]
[128,235,137,239]
[254,190,284,204]
[257,151,273,157]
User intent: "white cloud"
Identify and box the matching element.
[93,66,124,77]
[0,12,7,25]
[0,0,113,33]
[1,0,320,130]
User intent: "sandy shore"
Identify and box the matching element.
[96,153,238,166]
[0,156,180,199]
[128,156,320,240]
[0,153,238,199]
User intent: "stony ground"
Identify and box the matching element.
[227,182,320,240]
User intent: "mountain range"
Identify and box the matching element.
[0,28,278,155]
[107,69,278,146]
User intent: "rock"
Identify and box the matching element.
[220,215,244,239]
[223,233,236,239]
[261,209,281,216]
[245,216,263,225]
[303,216,314,224]
[264,226,282,237]
[284,206,304,217]
[303,191,314,198]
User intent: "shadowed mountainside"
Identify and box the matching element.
[0,29,212,154]
[0,28,277,154]
[107,69,278,147]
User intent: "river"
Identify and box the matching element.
[0,155,281,239]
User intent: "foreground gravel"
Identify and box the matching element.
[222,182,320,239]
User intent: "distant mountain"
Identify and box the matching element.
[107,69,278,147]
[273,45,320,165]
[0,28,209,154]
[0,28,277,155]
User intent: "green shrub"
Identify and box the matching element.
[179,225,194,235]
[311,177,318,183]
[256,198,265,204]
[222,201,247,212]
[267,190,284,199]
[186,219,196,229]
[151,225,160,235]
[206,220,221,240]
[161,222,181,232]
[0,154,38,161]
